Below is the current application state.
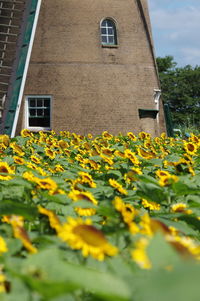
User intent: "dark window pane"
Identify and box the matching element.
[44,109,50,117]
[30,99,35,107]
[108,36,114,44]
[28,97,51,128]
[44,99,50,107]
[102,36,107,43]
[101,20,107,27]
[101,28,106,34]
[37,109,43,116]
[29,117,50,127]
[37,99,43,107]
[107,20,114,27]
[108,28,113,35]
[29,109,36,116]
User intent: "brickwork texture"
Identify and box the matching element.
[17,0,166,136]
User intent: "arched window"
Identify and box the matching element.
[100,18,117,46]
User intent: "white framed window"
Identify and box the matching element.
[100,18,118,46]
[25,95,52,130]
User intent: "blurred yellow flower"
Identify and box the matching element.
[0,162,14,181]
[68,189,98,216]
[0,237,8,254]
[36,177,58,193]
[21,129,33,138]
[142,199,161,211]
[184,141,197,155]
[131,238,152,269]
[58,217,118,261]
[38,206,61,232]
[109,178,127,195]
[10,142,25,156]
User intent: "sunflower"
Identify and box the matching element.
[139,213,153,237]
[57,217,118,260]
[127,132,137,141]
[158,174,179,187]
[36,178,58,193]
[171,203,192,215]
[184,141,198,156]
[10,142,25,156]
[113,197,137,225]
[113,196,124,212]
[124,149,140,165]
[78,171,96,188]
[124,168,142,183]
[68,190,98,216]
[58,140,69,149]
[30,155,41,165]
[21,129,33,138]
[84,159,100,170]
[26,162,37,170]
[100,154,114,165]
[13,224,37,254]
[102,131,113,140]
[166,235,200,261]
[128,222,140,235]
[54,164,65,172]
[2,215,37,254]
[137,147,155,160]
[38,206,61,232]
[101,147,113,157]
[142,199,160,211]
[114,150,126,158]
[109,179,127,195]
[87,133,93,139]
[0,237,7,254]
[45,147,56,160]
[131,238,152,269]
[160,132,167,140]
[122,203,137,224]
[0,135,9,148]
[13,156,25,165]
[156,169,170,178]
[0,162,15,180]
[189,134,199,144]
[138,132,151,140]
[36,166,48,177]
[23,171,38,183]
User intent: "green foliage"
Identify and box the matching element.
[0,131,200,300]
[157,56,200,130]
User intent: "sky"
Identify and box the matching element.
[148,0,200,67]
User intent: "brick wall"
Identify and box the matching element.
[17,0,166,136]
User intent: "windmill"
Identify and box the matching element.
[0,0,166,137]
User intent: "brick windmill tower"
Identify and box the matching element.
[0,0,166,137]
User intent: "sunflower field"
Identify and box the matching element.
[0,130,200,301]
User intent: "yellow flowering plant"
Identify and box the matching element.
[0,130,199,300]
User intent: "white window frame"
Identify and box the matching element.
[100,18,118,46]
[25,95,52,131]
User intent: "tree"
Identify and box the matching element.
[157,56,200,129]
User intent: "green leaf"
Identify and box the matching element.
[147,233,181,269]
[11,248,131,300]
[136,182,167,204]
[157,217,198,236]
[0,200,38,220]
[137,261,200,301]
[172,181,200,196]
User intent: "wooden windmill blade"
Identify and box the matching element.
[0,0,42,136]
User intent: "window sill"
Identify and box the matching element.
[101,44,119,48]
[25,127,51,132]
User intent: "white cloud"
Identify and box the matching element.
[181,48,200,66]
[148,0,200,66]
